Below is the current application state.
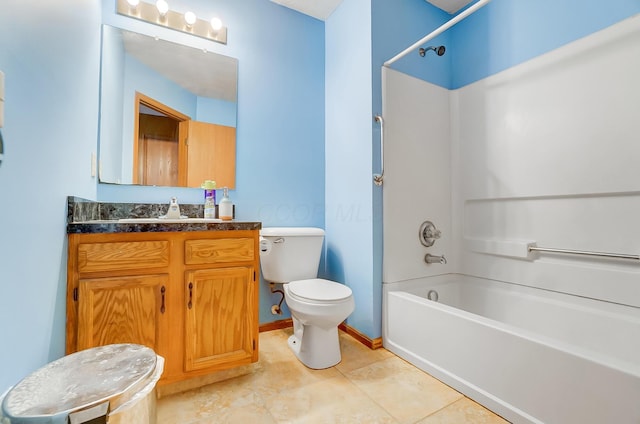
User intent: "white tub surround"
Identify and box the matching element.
[382,15,640,424]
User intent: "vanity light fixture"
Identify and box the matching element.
[116,0,227,44]
[210,17,222,32]
[155,0,169,17]
[184,11,197,28]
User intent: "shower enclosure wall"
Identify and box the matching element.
[381,16,640,424]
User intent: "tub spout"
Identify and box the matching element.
[425,254,447,265]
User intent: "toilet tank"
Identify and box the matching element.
[260,227,325,283]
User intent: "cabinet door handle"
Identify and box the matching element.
[160,286,166,314]
[188,282,193,309]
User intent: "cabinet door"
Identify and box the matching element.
[184,267,256,371]
[77,274,168,352]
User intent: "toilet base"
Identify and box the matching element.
[288,324,342,369]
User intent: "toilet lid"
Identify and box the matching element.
[288,279,352,302]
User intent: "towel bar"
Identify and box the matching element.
[528,246,640,261]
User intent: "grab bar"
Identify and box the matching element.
[374,115,384,186]
[528,246,640,262]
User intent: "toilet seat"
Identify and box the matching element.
[287,279,352,303]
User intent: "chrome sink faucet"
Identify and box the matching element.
[165,197,182,219]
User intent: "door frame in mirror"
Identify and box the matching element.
[133,92,191,186]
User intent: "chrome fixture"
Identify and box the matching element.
[425,254,447,265]
[373,115,384,186]
[529,246,640,262]
[419,45,446,57]
[419,221,441,247]
[117,0,227,44]
[384,0,491,66]
[426,289,439,302]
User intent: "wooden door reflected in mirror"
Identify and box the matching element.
[137,112,181,186]
[133,93,236,188]
[181,120,236,188]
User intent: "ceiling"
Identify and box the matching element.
[269,0,343,21]
[269,0,475,20]
[426,0,476,14]
[121,29,238,101]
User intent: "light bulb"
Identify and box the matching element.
[184,11,197,27]
[156,0,169,16]
[210,17,222,31]
[127,0,139,7]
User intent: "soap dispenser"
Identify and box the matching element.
[166,197,181,219]
[219,187,233,221]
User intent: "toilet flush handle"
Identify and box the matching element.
[273,237,285,244]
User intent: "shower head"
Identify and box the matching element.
[419,45,446,57]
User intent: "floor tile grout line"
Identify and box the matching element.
[337,355,414,424]
[338,353,471,424]
[335,371,402,424]
[408,396,466,424]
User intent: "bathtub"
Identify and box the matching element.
[382,274,640,424]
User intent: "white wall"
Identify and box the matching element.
[453,16,640,308]
[382,67,452,283]
[384,16,640,309]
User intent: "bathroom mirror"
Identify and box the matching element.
[98,25,238,188]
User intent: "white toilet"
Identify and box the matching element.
[260,227,355,369]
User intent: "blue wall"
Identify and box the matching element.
[451,0,640,88]
[325,0,375,336]
[0,0,101,392]
[100,24,126,183]
[373,0,451,88]
[196,97,237,127]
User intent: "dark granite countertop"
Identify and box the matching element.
[67,220,261,234]
[67,196,261,234]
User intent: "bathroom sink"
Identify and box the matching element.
[118,217,223,224]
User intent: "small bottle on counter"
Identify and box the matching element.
[166,197,181,219]
[219,187,233,221]
[201,180,217,219]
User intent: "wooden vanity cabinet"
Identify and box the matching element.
[66,230,259,385]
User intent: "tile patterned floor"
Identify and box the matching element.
[158,329,509,423]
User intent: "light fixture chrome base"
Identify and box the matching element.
[117,0,227,45]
